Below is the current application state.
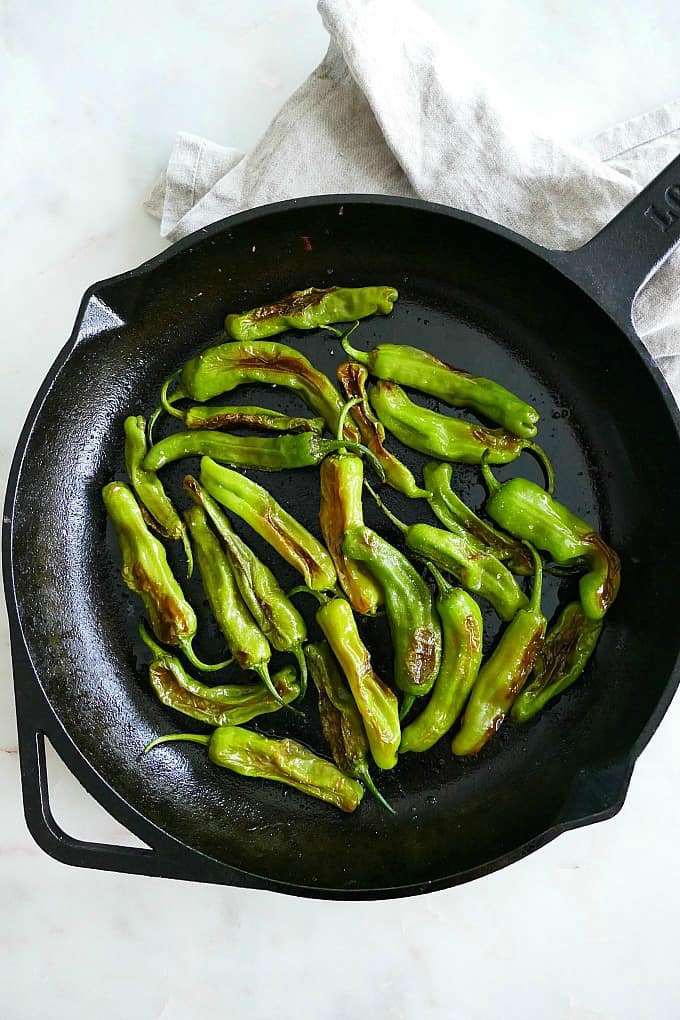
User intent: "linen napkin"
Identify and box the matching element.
[145,0,680,396]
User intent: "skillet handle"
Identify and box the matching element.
[556,152,680,338]
[12,673,260,889]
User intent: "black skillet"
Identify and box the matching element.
[5,155,680,900]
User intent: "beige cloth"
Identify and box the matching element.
[146,0,680,395]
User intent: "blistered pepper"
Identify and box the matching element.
[337,361,430,499]
[452,545,546,755]
[341,330,539,439]
[366,484,527,623]
[400,565,483,754]
[139,622,299,726]
[143,427,384,475]
[318,396,383,616]
[512,601,603,722]
[423,460,533,575]
[165,399,325,434]
[102,481,230,672]
[145,726,364,813]
[369,381,552,481]
[184,504,285,706]
[199,457,337,591]
[342,526,441,700]
[481,458,621,621]
[225,285,398,341]
[176,339,360,441]
[183,475,309,697]
[123,414,193,576]
[305,641,393,811]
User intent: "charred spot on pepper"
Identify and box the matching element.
[262,505,321,580]
[249,287,334,322]
[512,628,547,694]
[404,626,440,687]
[464,615,483,654]
[127,564,192,644]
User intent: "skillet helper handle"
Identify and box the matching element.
[12,670,259,888]
[558,152,680,339]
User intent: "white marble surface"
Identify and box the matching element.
[3,2,680,1017]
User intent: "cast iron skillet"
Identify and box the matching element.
[5,155,680,900]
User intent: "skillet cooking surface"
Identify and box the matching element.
[9,198,680,896]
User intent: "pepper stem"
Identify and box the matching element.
[331,438,386,482]
[143,732,210,755]
[525,442,555,495]
[292,643,309,700]
[364,482,408,535]
[160,370,187,420]
[287,585,329,607]
[399,693,415,721]
[179,638,233,673]
[337,321,369,365]
[426,561,453,600]
[146,404,162,446]
[336,396,362,442]
[480,450,500,495]
[255,661,300,713]
[356,763,396,814]
[138,619,167,660]
[526,542,544,611]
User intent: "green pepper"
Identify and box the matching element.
[123,414,193,576]
[369,381,552,482]
[342,331,538,439]
[199,457,337,591]
[225,285,398,341]
[184,504,285,707]
[314,594,401,770]
[365,484,527,623]
[452,544,546,755]
[400,565,483,754]
[182,404,325,434]
[143,428,384,474]
[342,525,441,699]
[423,461,533,575]
[183,475,309,697]
[481,458,621,621]
[139,622,299,725]
[337,361,430,500]
[305,641,394,812]
[512,602,603,722]
[102,481,230,672]
[319,396,384,616]
[177,339,360,442]
[145,726,364,813]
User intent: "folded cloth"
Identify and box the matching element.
[145,0,680,395]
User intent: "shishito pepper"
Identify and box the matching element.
[481,457,621,621]
[102,481,230,672]
[123,414,193,576]
[341,330,539,439]
[184,504,286,707]
[183,475,309,697]
[365,484,527,623]
[369,381,552,483]
[165,399,325,434]
[452,544,546,755]
[305,641,393,812]
[293,590,401,770]
[337,361,430,500]
[512,601,603,722]
[225,285,398,341]
[400,565,483,754]
[143,427,384,474]
[199,457,337,591]
[139,622,299,726]
[423,460,533,576]
[342,525,441,700]
[319,396,383,616]
[176,339,360,442]
[145,726,364,813]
